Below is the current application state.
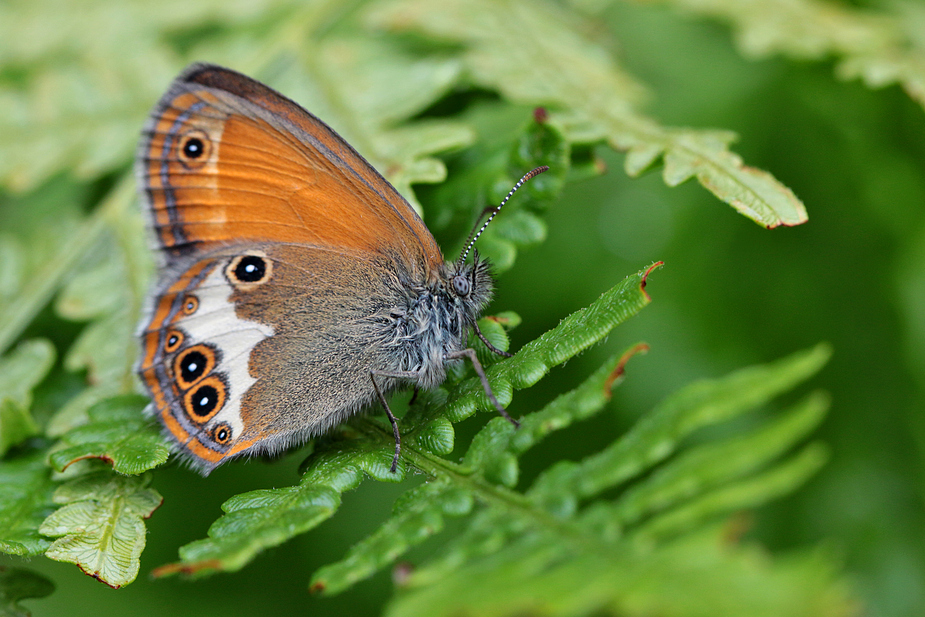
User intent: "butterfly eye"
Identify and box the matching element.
[177,129,211,169]
[226,254,272,288]
[183,375,227,424]
[164,329,184,353]
[174,344,217,389]
[452,274,470,297]
[212,423,232,445]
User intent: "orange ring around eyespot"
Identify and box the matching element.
[182,375,226,424]
[160,404,230,464]
[225,253,273,290]
[173,344,216,390]
[211,422,233,445]
[182,295,199,315]
[164,329,184,353]
[176,128,212,170]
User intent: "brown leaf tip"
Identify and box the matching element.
[640,261,663,301]
[309,581,326,594]
[603,343,650,397]
[78,565,121,589]
[60,454,115,472]
[151,559,222,578]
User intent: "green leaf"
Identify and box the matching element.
[154,443,400,578]
[0,177,107,354]
[0,566,54,617]
[613,392,831,528]
[0,452,56,557]
[377,346,837,614]
[529,343,833,506]
[385,525,857,617]
[39,472,162,588]
[312,345,647,595]
[48,395,169,475]
[0,340,54,456]
[310,480,471,595]
[440,263,659,422]
[370,0,808,227]
[423,107,571,271]
[633,442,829,543]
[641,0,925,113]
[37,177,152,437]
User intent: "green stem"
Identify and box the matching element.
[0,174,135,355]
[355,417,601,550]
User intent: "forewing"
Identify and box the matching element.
[136,63,444,272]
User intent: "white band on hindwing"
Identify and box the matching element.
[180,265,274,443]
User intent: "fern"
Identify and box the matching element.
[320,346,842,616]
[0,341,54,457]
[0,566,54,617]
[39,472,161,589]
[0,0,865,613]
[0,452,55,558]
[369,0,808,228]
[629,0,925,113]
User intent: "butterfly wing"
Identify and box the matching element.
[137,245,408,471]
[136,64,447,471]
[137,63,444,270]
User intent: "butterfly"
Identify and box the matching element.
[135,63,546,474]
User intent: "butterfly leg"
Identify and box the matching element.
[445,349,520,428]
[472,321,513,358]
[370,369,420,473]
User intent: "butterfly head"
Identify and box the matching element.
[445,250,493,323]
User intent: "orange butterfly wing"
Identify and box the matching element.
[137,63,444,271]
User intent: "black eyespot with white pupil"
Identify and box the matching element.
[213,424,232,445]
[226,254,272,288]
[235,256,266,282]
[164,329,184,353]
[183,137,204,159]
[176,130,211,169]
[180,349,207,383]
[191,384,218,416]
[452,274,470,297]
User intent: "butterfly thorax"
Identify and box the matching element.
[380,256,493,389]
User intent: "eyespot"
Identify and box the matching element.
[164,329,184,353]
[212,423,232,445]
[174,344,217,389]
[177,129,211,169]
[182,375,226,423]
[182,295,199,315]
[226,253,272,288]
[452,274,470,297]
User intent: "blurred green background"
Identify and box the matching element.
[2,0,924,615]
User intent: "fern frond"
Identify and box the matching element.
[375,347,846,617]
[0,452,55,557]
[39,472,162,588]
[640,0,925,113]
[370,0,808,227]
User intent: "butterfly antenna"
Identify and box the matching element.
[457,166,549,265]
